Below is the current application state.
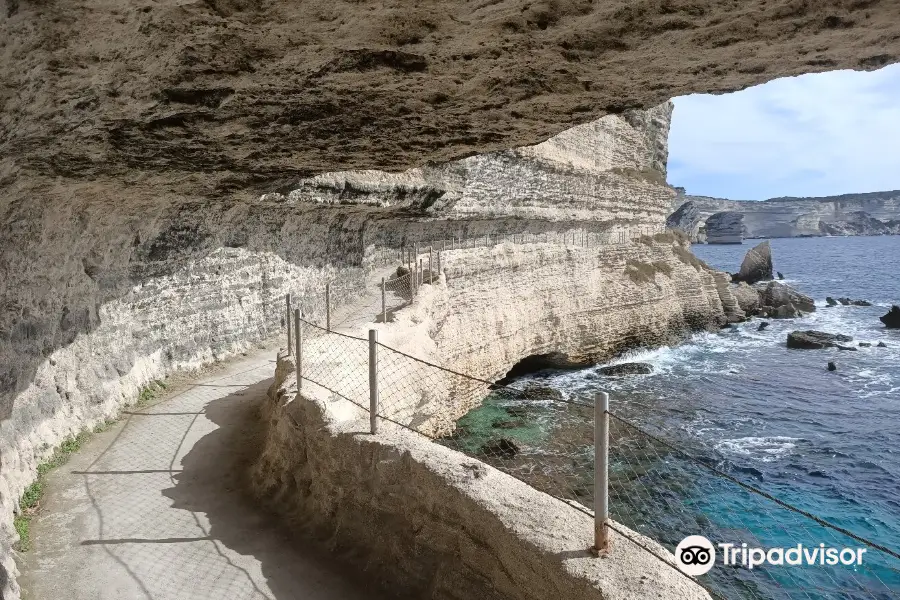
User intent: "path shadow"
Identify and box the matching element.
[162,380,392,600]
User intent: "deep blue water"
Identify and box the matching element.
[454,236,900,599]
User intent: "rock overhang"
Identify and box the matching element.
[2,0,900,197]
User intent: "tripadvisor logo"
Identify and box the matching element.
[675,535,867,576]
[676,536,716,576]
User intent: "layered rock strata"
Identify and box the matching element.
[705,211,745,244]
[670,191,900,240]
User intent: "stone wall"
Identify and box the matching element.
[251,326,712,600]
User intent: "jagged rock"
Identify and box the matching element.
[826,297,838,306]
[666,201,702,241]
[597,363,653,376]
[705,212,745,244]
[777,272,785,280]
[828,362,837,371]
[480,438,520,458]
[837,345,858,351]
[760,282,816,314]
[787,330,853,350]
[758,321,770,331]
[877,342,888,348]
[735,241,774,284]
[881,306,900,328]
[859,342,872,347]
[773,305,800,319]
[732,282,761,314]
[838,297,873,307]
[520,385,563,402]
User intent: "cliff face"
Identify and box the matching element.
[268,102,676,224]
[671,191,900,240]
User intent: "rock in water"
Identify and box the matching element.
[826,297,838,306]
[877,341,888,348]
[787,330,854,349]
[828,362,837,371]
[859,342,872,347]
[706,211,745,244]
[735,241,774,284]
[666,201,702,241]
[758,321,770,331]
[879,306,900,328]
[759,281,816,315]
[597,363,653,376]
[480,438,519,458]
[777,271,785,280]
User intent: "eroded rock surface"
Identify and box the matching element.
[705,211,745,244]
[3,1,900,194]
[735,241,773,284]
[787,330,853,349]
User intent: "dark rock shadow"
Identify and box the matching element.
[162,379,391,600]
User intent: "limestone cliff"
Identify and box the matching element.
[267,102,676,224]
[670,190,900,240]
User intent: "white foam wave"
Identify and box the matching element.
[715,436,800,462]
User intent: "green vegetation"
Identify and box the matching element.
[625,259,673,285]
[13,379,167,552]
[673,244,710,270]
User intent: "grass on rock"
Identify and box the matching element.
[13,379,167,552]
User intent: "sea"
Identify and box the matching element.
[450,236,900,599]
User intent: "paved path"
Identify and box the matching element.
[18,269,399,600]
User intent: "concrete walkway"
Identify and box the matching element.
[17,269,400,600]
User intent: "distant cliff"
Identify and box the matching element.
[669,190,900,241]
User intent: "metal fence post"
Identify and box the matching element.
[325,282,331,332]
[419,258,423,287]
[286,293,292,355]
[294,308,302,391]
[368,329,378,434]
[437,250,441,278]
[593,391,610,556]
[429,247,433,284]
[381,277,386,323]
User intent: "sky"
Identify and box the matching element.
[667,63,900,201]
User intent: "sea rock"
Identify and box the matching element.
[732,282,761,315]
[772,305,800,319]
[597,363,653,376]
[777,271,785,280]
[759,281,816,315]
[706,211,745,244]
[520,385,563,402]
[480,438,520,458]
[859,342,871,347]
[666,201,702,241]
[828,362,837,371]
[758,321,770,331]
[787,330,853,350]
[838,297,873,307]
[836,345,858,351]
[877,341,888,348]
[826,297,838,306]
[735,241,774,284]
[879,306,900,328]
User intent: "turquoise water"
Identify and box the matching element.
[450,236,900,599]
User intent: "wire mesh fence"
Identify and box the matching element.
[288,319,900,600]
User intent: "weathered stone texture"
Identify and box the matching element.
[705,211,745,244]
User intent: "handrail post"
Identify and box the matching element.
[294,308,302,391]
[593,391,610,556]
[368,329,378,434]
[381,277,386,323]
[286,293,292,355]
[325,282,331,332]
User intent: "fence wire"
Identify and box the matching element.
[293,326,900,600]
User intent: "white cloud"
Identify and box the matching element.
[668,64,900,200]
